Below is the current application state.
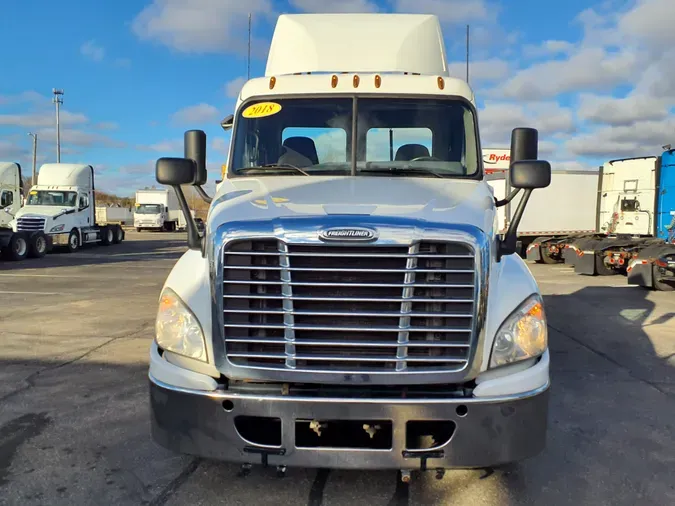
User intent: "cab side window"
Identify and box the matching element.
[0,191,13,208]
[79,194,89,209]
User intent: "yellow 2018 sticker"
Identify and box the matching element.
[242,102,282,119]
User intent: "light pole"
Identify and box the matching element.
[27,132,38,185]
[52,88,64,162]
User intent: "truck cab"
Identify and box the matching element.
[12,163,123,251]
[0,162,22,229]
[148,13,552,474]
[134,188,180,232]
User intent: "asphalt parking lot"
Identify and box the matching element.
[1,231,674,505]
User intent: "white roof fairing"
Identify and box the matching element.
[36,163,93,188]
[265,14,449,77]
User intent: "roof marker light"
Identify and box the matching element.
[437,77,445,90]
[269,77,276,90]
[353,75,360,88]
[331,75,338,88]
[374,75,381,88]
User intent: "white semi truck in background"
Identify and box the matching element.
[134,188,181,232]
[0,162,47,261]
[148,14,553,477]
[12,163,125,252]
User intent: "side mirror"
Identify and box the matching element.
[510,160,551,189]
[185,130,207,185]
[156,157,197,186]
[220,115,234,132]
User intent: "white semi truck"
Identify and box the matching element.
[12,163,125,252]
[1,162,50,261]
[134,188,181,232]
[148,14,552,477]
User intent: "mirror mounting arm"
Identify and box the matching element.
[194,185,213,204]
[495,188,521,208]
[498,189,533,261]
[171,185,202,251]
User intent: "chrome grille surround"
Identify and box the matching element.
[16,216,46,232]
[210,216,490,385]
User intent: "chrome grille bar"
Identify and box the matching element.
[221,239,477,375]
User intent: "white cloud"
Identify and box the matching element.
[95,121,119,131]
[393,0,488,22]
[617,0,675,49]
[447,58,509,83]
[291,0,378,12]
[523,39,575,58]
[566,118,675,158]
[80,40,105,62]
[132,0,273,54]
[479,101,576,146]
[494,47,640,100]
[577,93,669,126]
[139,139,184,153]
[0,110,88,128]
[224,77,247,98]
[171,103,220,125]
[0,91,48,106]
[212,137,230,155]
[36,127,126,149]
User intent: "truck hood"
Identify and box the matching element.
[209,176,497,234]
[15,206,75,219]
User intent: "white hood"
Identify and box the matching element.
[15,205,75,219]
[209,176,497,234]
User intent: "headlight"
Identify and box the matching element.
[490,294,547,368]
[155,288,207,362]
[50,224,65,232]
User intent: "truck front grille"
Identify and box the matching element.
[222,239,477,374]
[16,217,46,232]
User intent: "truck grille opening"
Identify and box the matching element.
[234,416,282,447]
[16,217,46,232]
[405,420,456,450]
[222,239,477,374]
[295,419,393,449]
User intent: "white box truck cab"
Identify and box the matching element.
[134,188,181,232]
[148,14,552,475]
[12,163,124,252]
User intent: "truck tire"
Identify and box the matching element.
[2,233,28,261]
[67,229,80,253]
[595,253,615,276]
[28,232,47,258]
[539,245,560,264]
[100,227,113,246]
[653,265,675,291]
[112,225,124,244]
[136,227,142,233]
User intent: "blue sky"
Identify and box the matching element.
[2,0,674,195]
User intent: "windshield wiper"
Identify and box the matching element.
[360,167,446,179]
[239,164,310,176]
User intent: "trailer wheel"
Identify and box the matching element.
[100,227,113,246]
[136,227,141,233]
[595,253,615,276]
[112,225,124,244]
[653,265,675,291]
[539,245,561,264]
[28,232,47,258]
[66,229,80,253]
[2,233,28,261]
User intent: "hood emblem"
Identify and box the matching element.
[319,227,378,242]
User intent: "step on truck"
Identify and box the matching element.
[134,188,181,232]
[12,163,124,252]
[0,162,48,261]
[148,13,553,476]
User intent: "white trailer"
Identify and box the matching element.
[11,163,124,253]
[134,188,181,232]
[96,206,134,226]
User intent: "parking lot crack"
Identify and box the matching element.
[148,458,201,506]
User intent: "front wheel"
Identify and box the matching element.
[67,230,80,253]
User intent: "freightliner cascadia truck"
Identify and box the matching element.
[148,14,552,478]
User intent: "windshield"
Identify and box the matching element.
[27,190,77,207]
[136,204,162,214]
[229,97,479,178]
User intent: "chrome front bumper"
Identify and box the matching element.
[149,375,549,470]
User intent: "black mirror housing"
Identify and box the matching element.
[156,157,197,186]
[185,130,207,185]
[510,160,551,189]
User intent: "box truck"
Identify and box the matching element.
[147,13,553,477]
[12,163,124,252]
[134,188,181,232]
